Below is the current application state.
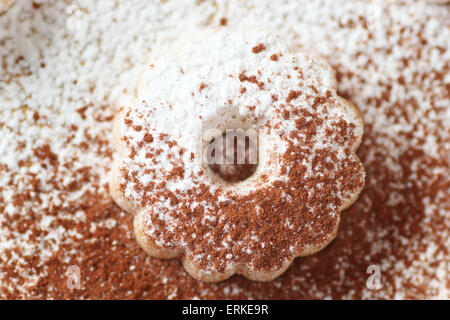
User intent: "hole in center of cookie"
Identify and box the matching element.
[207,130,258,183]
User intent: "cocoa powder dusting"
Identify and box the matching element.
[252,43,266,54]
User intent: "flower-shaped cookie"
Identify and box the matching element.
[110,30,365,281]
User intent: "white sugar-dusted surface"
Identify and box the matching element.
[0,0,448,299]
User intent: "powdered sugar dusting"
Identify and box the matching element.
[0,0,448,298]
